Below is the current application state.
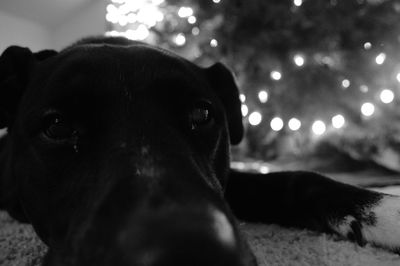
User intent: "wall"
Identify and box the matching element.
[0,1,106,53]
[51,1,106,50]
[0,10,50,52]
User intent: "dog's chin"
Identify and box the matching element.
[42,205,257,266]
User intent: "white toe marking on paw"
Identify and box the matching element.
[333,195,400,249]
[363,195,400,248]
[333,215,357,237]
[210,208,236,248]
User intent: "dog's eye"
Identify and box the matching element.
[42,113,76,141]
[190,100,214,130]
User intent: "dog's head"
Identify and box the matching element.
[0,37,253,266]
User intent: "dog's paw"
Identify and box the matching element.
[332,215,367,246]
[331,195,400,250]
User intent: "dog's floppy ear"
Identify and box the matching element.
[0,46,57,128]
[205,63,244,145]
[0,46,57,221]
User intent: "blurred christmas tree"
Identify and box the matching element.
[106,0,400,172]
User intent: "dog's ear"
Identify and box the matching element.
[0,46,58,128]
[205,63,244,145]
[0,46,57,221]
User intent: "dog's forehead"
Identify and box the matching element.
[32,43,215,104]
[23,43,219,123]
[53,44,203,83]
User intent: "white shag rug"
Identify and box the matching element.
[1,211,400,266]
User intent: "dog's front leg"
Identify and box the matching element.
[225,170,400,251]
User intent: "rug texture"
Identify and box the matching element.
[1,211,400,266]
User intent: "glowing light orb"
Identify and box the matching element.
[380,89,394,104]
[293,54,305,66]
[249,112,262,126]
[364,42,372,50]
[192,27,200,35]
[136,5,164,27]
[312,120,326,135]
[259,165,269,174]
[118,16,128,26]
[174,33,186,46]
[332,114,345,129]
[360,85,368,93]
[213,0,221,3]
[288,118,301,131]
[188,16,196,24]
[210,39,218,47]
[126,13,137,23]
[270,117,284,131]
[375,53,386,65]
[107,4,118,13]
[258,90,268,103]
[241,104,248,117]
[396,73,400,83]
[106,25,151,41]
[361,102,375,117]
[178,7,193,18]
[239,94,246,103]
[294,0,302,6]
[342,79,350,88]
[130,25,149,40]
[270,71,282,81]
[231,161,245,170]
[106,0,166,41]
[152,0,165,4]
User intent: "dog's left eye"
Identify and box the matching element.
[42,113,77,142]
[190,100,214,130]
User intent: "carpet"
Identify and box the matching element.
[1,211,400,266]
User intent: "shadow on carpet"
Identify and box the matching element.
[1,211,400,266]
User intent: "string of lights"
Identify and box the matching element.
[105,0,400,163]
[241,47,398,136]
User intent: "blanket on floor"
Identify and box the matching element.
[1,211,400,266]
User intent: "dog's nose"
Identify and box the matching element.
[118,206,246,266]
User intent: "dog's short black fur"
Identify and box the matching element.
[0,37,399,266]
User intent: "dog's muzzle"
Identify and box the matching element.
[48,166,255,266]
[115,205,243,266]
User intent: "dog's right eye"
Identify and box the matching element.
[42,113,77,142]
[190,100,214,130]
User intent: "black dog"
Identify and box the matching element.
[0,37,399,266]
